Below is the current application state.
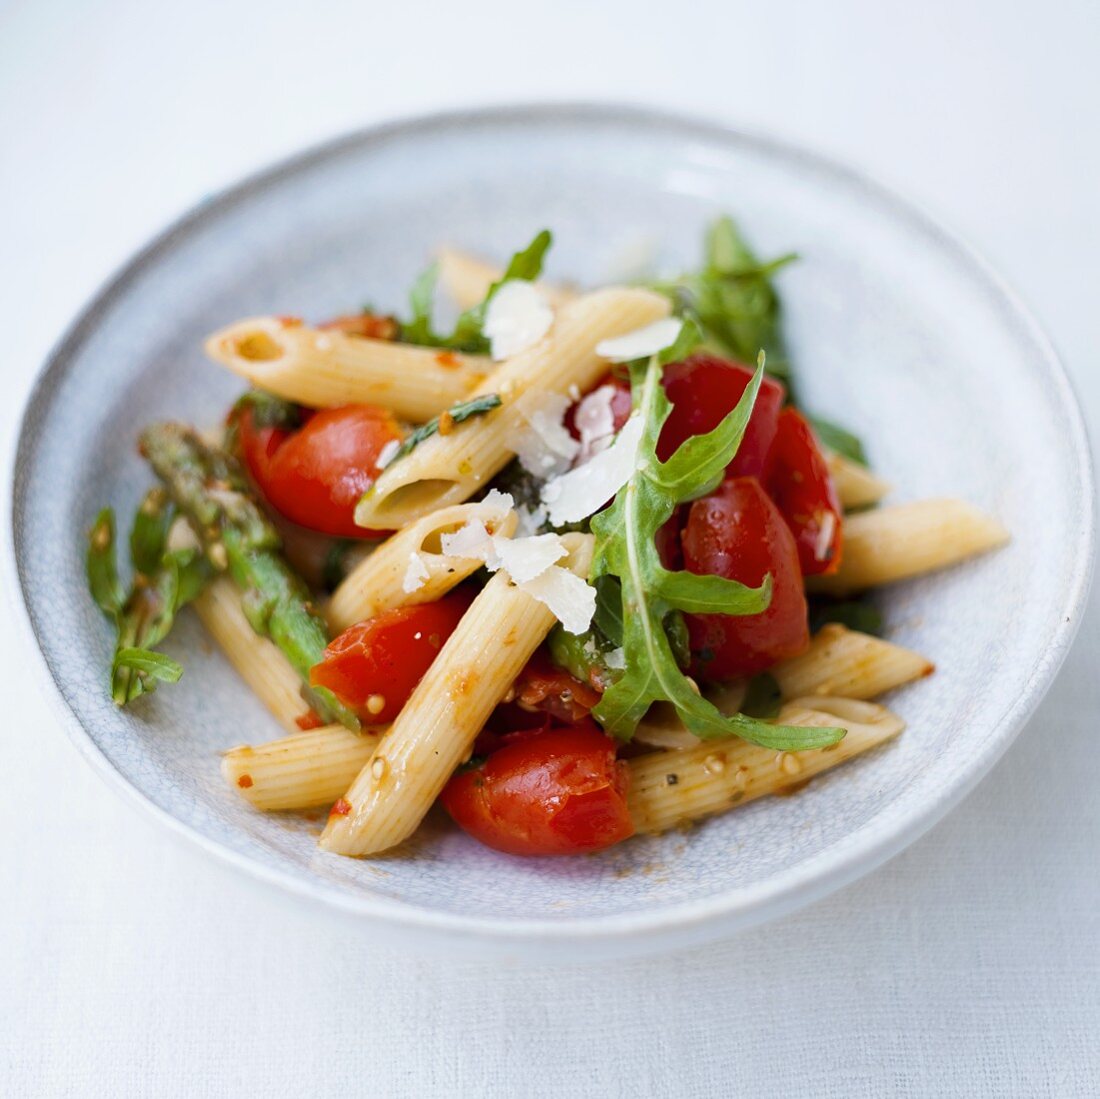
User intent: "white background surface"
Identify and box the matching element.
[2,1,1098,1095]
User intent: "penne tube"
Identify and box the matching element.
[223,725,379,811]
[353,287,671,530]
[436,247,575,312]
[809,498,1010,597]
[770,624,933,701]
[193,577,310,734]
[827,450,891,510]
[326,498,518,632]
[320,534,595,856]
[628,697,904,834]
[633,684,747,751]
[203,316,489,422]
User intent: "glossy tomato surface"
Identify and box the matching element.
[237,404,402,538]
[657,353,785,478]
[766,408,844,576]
[441,722,634,857]
[310,590,473,724]
[682,476,809,679]
[512,650,601,724]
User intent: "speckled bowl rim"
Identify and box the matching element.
[7,103,1095,956]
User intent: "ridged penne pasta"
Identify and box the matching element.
[320,533,595,856]
[809,498,1010,597]
[203,316,489,422]
[222,725,379,811]
[628,697,904,834]
[437,247,575,312]
[326,498,518,632]
[770,624,933,700]
[827,450,891,510]
[353,288,671,530]
[192,577,308,734]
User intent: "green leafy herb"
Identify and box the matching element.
[232,390,302,431]
[810,415,868,467]
[399,230,553,352]
[741,672,783,719]
[87,492,213,706]
[383,393,502,468]
[587,326,844,752]
[547,626,619,693]
[651,216,796,381]
[810,598,884,637]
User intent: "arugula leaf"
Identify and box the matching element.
[383,393,502,468]
[652,216,796,381]
[232,390,303,432]
[399,230,553,352]
[810,415,868,467]
[588,332,844,752]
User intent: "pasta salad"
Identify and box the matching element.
[86,219,1008,858]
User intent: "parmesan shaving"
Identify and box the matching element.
[572,384,617,464]
[375,438,400,470]
[518,566,597,635]
[596,317,683,362]
[483,280,554,360]
[402,551,430,593]
[540,413,644,527]
[509,391,580,477]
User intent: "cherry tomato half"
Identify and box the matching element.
[441,722,634,856]
[765,408,844,576]
[682,476,809,680]
[512,649,602,724]
[236,404,402,538]
[657,353,786,478]
[309,590,474,724]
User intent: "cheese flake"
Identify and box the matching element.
[483,280,554,360]
[509,391,580,478]
[492,532,567,584]
[375,438,400,470]
[572,384,618,464]
[596,317,683,363]
[540,412,644,526]
[518,566,597,635]
[402,551,430,593]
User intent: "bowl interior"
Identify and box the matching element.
[13,107,1092,945]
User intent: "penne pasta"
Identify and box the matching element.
[320,534,595,856]
[223,725,379,811]
[203,316,489,422]
[193,577,309,735]
[436,247,575,312]
[353,287,671,530]
[770,624,933,701]
[326,498,518,632]
[827,450,891,510]
[628,697,904,834]
[809,498,1010,597]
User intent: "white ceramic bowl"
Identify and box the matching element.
[9,105,1094,959]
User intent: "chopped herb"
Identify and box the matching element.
[384,394,502,468]
[810,416,868,467]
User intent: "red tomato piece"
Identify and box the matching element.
[765,408,844,576]
[309,590,473,724]
[512,649,601,724]
[682,477,809,679]
[657,353,786,478]
[440,722,634,856]
[236,404,402,538]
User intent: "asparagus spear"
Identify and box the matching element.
[87,489,212,705]
[138,422,359,731]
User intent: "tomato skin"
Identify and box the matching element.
[682,477,809,680]
[441,722,634,856]
[237,405,402,538]
[309,591,473,724]
[765,408,844,576]
[512,649,601,724]
[657,353,786,478]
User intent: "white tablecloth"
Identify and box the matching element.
[3,2,1098,1094]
